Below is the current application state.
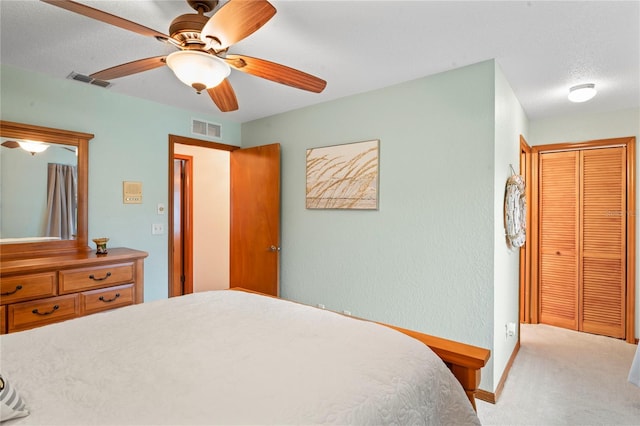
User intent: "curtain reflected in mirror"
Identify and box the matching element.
[46,163,77,240]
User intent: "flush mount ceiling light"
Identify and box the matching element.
[17,140,49,155]
[568,83,597,103]
[166,50,231,94]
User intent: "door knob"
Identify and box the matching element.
[269,245,281,252]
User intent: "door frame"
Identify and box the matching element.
[172,154,193,296]
[528,136,636,343]
[519,136,532,324]
[168,134,239,297]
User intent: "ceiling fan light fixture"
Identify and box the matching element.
[17,140,49,155]
[568,83,597,103]
[166,50,230,93]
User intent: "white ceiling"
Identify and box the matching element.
[1,0,638,124]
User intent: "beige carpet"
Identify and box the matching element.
[476,324,640,425]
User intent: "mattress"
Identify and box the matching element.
[0,290,480,425]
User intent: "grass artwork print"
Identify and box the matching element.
[306,140,379,209]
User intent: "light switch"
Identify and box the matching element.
[157,203,165,215]
[152,223,164,235]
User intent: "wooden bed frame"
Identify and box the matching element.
[231,288,490,410]
[380,322,490,411]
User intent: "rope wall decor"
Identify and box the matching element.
[504,165,526,249]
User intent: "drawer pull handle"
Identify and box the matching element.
[89,272,112,281]
[99,293,121,303]
[32,305,59,316]
[1,285,23,296]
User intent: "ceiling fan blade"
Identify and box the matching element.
[207,79,239,112]
[40,0,171,41]
[201,0,276,50]
[90,56,167,81]
[224,54,326,93]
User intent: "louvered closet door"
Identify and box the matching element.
[539,151,579,330]
[580,147,626,338]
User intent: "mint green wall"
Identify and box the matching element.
[493,64,528,387]
[242,60,503,391]
[0,64,241,302]
[530,107,640,338]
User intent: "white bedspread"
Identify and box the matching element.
[0,290,480,425]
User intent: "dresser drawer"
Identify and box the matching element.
[59,263,134,294]
[81,284,134,315]
[8,294,79,332]
[0,305,6,335]
[0,272,56,305]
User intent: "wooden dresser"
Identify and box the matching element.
[0,248,148,334]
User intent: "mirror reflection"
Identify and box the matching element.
[1,139,78,242]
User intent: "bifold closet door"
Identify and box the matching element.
[538,147,626,338]
[580,147,626,338]
[539,151,579,330]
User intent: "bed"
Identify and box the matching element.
[0,289,489,425]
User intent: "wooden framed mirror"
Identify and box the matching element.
[0,121,93,259]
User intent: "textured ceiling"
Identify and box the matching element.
[1,0,638,124]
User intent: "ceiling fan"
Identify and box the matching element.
[41,0,327,112]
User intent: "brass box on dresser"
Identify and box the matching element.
[0,248,148,333]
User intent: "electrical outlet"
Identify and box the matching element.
[506,322,516,338]
[152,223,164,235]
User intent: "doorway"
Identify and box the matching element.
[168,135,282,298]
[168,134,236,298]
[524,136,636,343]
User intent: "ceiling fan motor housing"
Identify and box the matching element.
[169,13,210,48]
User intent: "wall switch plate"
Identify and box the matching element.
[152,223,164,235]
[157,203,165,215]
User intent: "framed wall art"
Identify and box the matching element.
[306,139,379,210]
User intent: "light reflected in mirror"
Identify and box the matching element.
[1,139,78,242]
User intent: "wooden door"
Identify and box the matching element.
[230,144,280,296]
[538,151,580,330]
[580,147,626,338]
[538,146,627,338]
[531,137,635,342]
